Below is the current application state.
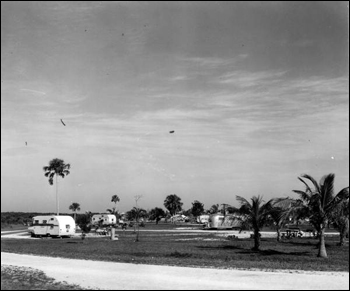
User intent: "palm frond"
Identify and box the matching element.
[272,197,293,209]
[320,174,335,208]
[324,187,349,214]
[297,177,313,194]
[292,190,311,202]
[301,174,320,193]
[236,195,250,206]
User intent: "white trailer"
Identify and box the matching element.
[197,215,210,224]
[29,215,76,237]
[91,214,117,226]
[206,214,241,229]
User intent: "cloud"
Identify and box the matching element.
[20,89,46,95]
[178,54,248,68]
[216,70,288,87]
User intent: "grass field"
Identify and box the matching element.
[1,226,348,273]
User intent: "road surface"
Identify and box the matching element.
[1,252,349,290]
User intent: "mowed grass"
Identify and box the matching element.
[1,228,348,272]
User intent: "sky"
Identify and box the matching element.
[1,1,349,215]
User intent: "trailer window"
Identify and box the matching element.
[43,220,47,224]
[66,225,70,229]
[34,220,39,225]
[50,218,54,221]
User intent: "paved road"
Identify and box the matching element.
[1,252,349,290]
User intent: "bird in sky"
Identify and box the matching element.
[169,130,175,134]
[60,119,66,126]
[25,142,27,146]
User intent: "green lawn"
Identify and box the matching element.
[1,228,348,272]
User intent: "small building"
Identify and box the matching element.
[91,214,117,226]
[29,215,76,237]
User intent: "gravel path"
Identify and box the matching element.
[1,252,349,290]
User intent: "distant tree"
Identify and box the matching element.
[77,211,92,234]
[149,207,166,224]
[330,199,349,246]
[69,202,81,222]
[231,195,274,251]
[191,200,204,219]
[164,194,183,216]
[126,207,147,242]
[43,158,71,215]
[293,173,349,258]
[209,204,219,214]
[111,194,120,206]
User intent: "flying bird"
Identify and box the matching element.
[25,142,27,146]
[60,119,66,126]
[169,130,175,134]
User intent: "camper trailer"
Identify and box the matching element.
[206,214,241,229]
[29,215,76,237]
[197,214,210,224]
[91,214,117,226]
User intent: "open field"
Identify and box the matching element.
[1,227,348,273]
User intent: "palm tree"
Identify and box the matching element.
[111,194,120,206]
[293,173,349,258]
[163,194,183,216]
[232,195,274,251]
[43,158,71,215]
[107,194,121,223]
[69,202,81,222]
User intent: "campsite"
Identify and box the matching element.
[1,221,348,273]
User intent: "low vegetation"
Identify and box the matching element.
[1,265,95,290]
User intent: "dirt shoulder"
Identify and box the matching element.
[1,252,348,290]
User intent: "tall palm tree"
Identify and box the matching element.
[293,173,349,258]
[163,194,183,216]
[69,202,81,222]
[232,195,274,251]
[43,158,71,215]
[108,194,121,222]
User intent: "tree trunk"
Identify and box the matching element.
[339,232,345,246]
[56,175,59,216]
[276,227,281,242]
[317,227,327,258]
[252,228,260,250]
